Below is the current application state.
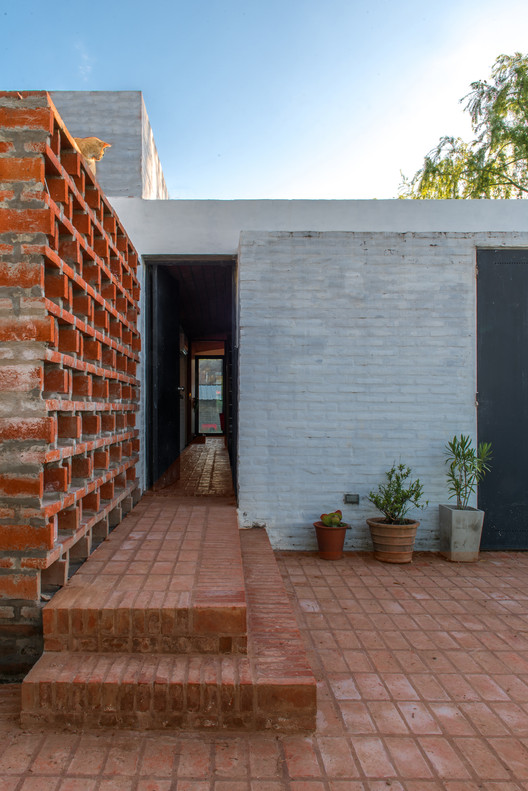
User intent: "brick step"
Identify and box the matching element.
[42,495,247,655]
[21,518,316,731]
[20,647,313,731]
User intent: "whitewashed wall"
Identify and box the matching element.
[236,230,528,550]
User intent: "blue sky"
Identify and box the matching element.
[2,0,528,198]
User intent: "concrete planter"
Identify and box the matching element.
[439,504,485,562]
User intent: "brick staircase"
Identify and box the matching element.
[20,494,316,731]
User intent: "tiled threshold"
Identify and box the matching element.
[20,493,316,732]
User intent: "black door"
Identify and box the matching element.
[477,248,528,549]
[146,264,181,488]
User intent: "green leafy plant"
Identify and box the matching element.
[320,510,347,527]
[368,463,427,524]
[444,434,492,509]
[400,52,528,199]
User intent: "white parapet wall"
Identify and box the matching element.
[109,198,528,256]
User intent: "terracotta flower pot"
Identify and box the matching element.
[313,521,349,560]
[366,517,419,564]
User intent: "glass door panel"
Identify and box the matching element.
[197,357,223,434]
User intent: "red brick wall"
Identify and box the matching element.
[0,92,140,677]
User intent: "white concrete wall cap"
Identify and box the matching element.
[108,197,528,256]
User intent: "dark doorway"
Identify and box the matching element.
[144,258,237,491]
[477,248,528,550]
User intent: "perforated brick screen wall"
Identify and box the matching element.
[0,91,140,676]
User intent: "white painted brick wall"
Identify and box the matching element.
[237,230,528,550]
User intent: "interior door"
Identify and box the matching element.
[147,264,181,488]
[477,248,528,549]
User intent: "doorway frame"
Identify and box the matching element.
[142,255,239,493]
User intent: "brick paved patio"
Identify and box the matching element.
[2,547,528,789]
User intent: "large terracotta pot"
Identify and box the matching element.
[366,517,419,564]
[313,521,349,560]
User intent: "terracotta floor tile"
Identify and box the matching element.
[248,736,281,777]
[488,738,528,779]
[338,701,376,733]
[250,782,285,791]
[398,702,443,734]
[380,630,412,651]
[334,631,362,650]
[418,736,472,779]
[352,735,396,778]
[411,672,451,701]
[103,736,142,776]
[0,734,43,774]
[316,735,359,778]
[173,741,212,779]
[343,650,375,672]
[381,673,420,700]
[493,702,528,734]
[19,779,60,791]
[495,675,528,701]
[447,651,484,674]
[316,701,346,734]
[500,652,528,674]
[317,650,349,673]
[31,733,78,775]
[58,780,98,791]
[283,737,322,778]
[353,673,390,700]
[328,676,361,700]
[465,674,512,701]
[460,702,511,736]
[384,735,434,778]
[139,738,178,776]
[368,701,410,736]
[436,673,481,701]
[67,734,109,775]
[365,783,405,791]
[456,737,511,780]
[366,650,401,673]
[471,650,513,674]
[357,630,386,650]
[429,703,476,735]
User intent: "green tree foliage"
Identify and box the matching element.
[400,53,528,199]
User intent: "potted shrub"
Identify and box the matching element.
[313,510,350,560]
[367,463,427,563]
[440,434,492,562]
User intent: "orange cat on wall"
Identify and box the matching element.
[73,136,111,176]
